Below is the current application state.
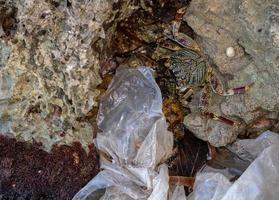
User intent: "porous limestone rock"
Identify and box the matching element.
[0,0,135,151]
[183,0,279,146]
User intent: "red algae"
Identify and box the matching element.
[0,135,99,200]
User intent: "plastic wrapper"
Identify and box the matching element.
[73,67,180,200]
[221,142,279,200]
[227,130,279,162]
[190,172,232,200]
[190,131,279,200]
[169,186,187,200]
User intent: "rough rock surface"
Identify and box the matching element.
[183,0,279,146]
[0,0,135,151]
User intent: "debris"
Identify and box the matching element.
[221,143,279,200]
[73,67,175,200]
[189,131,279,200]
[190,172,232,200]
[227,130,279,162]
[168,127,208,178]
[0,0,279,198]
[207,146,250,176]
[163,98,185,131]
[169,176,195,188]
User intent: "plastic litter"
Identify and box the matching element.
[190,172,232,200]
[73,67,183,200]
[169,186,187,200]
[189,130,279,200]
[73,66,279,200]
[227,130,279,161]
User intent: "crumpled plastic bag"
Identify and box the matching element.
[227,130,279,162]
[189,172,232,200]
[73,67,179,200]
[190,130,279,200]
[169,186,187,200]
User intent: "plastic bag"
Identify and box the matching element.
[221,142,279,200]
[73,67,178,200]
[190,131,279,200]
[190,172,232,200]
[227,130,279,162]
[169,186,187,200]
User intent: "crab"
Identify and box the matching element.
[106,6,253,127]
[157,7,254,126]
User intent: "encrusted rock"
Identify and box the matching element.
[184,0,279,145]
[0,0,135,151]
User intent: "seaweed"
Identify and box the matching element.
[0,135,99,200]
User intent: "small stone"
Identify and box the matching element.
[226,47,235,57]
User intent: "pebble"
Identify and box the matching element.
[226,47,235,57]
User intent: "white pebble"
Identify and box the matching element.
[226,47,235,57]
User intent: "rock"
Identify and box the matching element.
[184,0,279,145]
[0,0,135,151]
[184,87,247,146]
[184,111,246,147]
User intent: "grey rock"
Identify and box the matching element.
[184,113,245,147]
[184,0,279,145]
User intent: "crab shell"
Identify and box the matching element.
[170,48,208,93]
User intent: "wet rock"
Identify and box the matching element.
[184,0,279,145]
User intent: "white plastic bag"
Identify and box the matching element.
[190,131,279,200]
[169,186,187,200]
[221,142,279,200]
[73,67,177,200]
[190,172,232,200]
[227,130,279,162]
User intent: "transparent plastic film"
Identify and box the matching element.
[73,67,181,200]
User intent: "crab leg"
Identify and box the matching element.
[211,82,254,96]
[199,85,240,126]
[208,66,254,96]
[223,83,254,95]
[203,111,239,126]
[135,52,158,67]
[178,88,193,106]
[182,88,193,100]
[159,38,183,51]
[172,7,187,37]
[164,32,201,51]
[159,6,201,58]
[199,85,211,110]
[162,7,200,51]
